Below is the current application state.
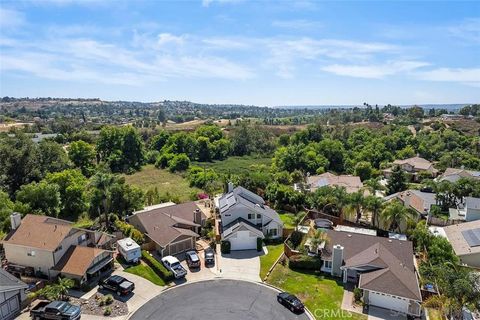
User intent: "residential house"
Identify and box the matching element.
[449,197,480,222]
[0,269,28,320]
[295,172,364,194]
[437,167,480,183]
[384,189,436,217]
[443,220,480,268]
[320,229,422,317]
[2,213,115,286]
[128,201,206,257]
[383,156,438,181]
[218,184,283,251]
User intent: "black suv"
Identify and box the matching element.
[204,247,215,266]
[277,292,305,313]
[185,250,201,268]
[99,275,135,296]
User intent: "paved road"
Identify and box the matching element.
[129,279,309,320]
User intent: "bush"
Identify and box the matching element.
[353,288,362,302]
[104,306,112,316]
[289,231,304,249]
[220,240,231,254]
[257,237,263,252]
[141,250,174,282]
[168,153,190,172]
[288,255,322,270]
[105,294,114,305]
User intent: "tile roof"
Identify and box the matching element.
[0,269,28,293]
[3,214,73,251]
[322,229,421,301]
[385,190,436,214]
[393,156,434,171]
[440,168,480,182]
[53,245,108,277]
[307,172,363,193]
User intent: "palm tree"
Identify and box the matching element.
[346,191,364,223]
[363,195,384,228]
[90,171,116,228]
[332,187,349,222]
[307,229,327,255]
[381,200,413,232]
[363,177,384,196]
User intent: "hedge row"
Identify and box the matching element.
[141,250,174,282]
[289,255,322,270]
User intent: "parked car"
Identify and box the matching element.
[277,292,305,313]
[161,255,187,279]
[204,247,215,266]
[185,250,201,268]
[30,300,81,320]
[99,275,135,296]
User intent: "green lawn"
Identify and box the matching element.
[123,164,201,202]
[124,264,166,286]
[278,211,297,229]
[267,264,366,320]
[260,244,284,280]
[191,155,272,175]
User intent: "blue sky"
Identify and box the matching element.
[0,0,479,106]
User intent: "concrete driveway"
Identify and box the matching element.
[129,279,309,320]
[367,306,407,320]
[217,249,261,282]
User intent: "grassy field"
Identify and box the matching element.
[260,244,284,280]
[124,264,166,286]
[123,165,201,203]
[267,264,367,320]
[191,155,272,175]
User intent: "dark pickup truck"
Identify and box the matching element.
[99,275,135,296]
[30,300,81,320]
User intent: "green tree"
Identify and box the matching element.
[363,195,384,228]
[45,169,89,220]
[168,153,190,172]
[354,161,373,181]
[89,171,116,226]
[381,199,413,232]
[0,191,14,236]
[386,165,407,195]
[196,136,213,162]
[38,140,71,175]
[68,140,96,176]
[16,181,61,217]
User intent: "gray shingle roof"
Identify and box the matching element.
[0,269,28,293]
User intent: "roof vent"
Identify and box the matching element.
[126,241,132,246]
[347,234,352,237]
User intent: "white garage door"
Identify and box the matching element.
[369,291,409,314]
[229,231,258,251]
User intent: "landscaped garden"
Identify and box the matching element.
[124,263,167,286]
[267,264,366,320]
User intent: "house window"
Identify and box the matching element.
[256,214,261,219]
[324,260,332,269]
[269,229,278,236]
[27,250,36,257]
[247,213,255,220]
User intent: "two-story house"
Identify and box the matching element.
[383,156,438,182]
[218,185,283,251]
[319,229,422,317]
[2,213,114,286]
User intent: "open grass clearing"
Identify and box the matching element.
[123,165,201,203]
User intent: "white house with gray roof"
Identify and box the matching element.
[218,184,283,250]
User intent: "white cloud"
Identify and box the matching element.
[157,33,186,47]
[322,61,429,79]
[447,18,480,44]
[416,67,480,86]
[201,0,242,8]
[0,8,25,29]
